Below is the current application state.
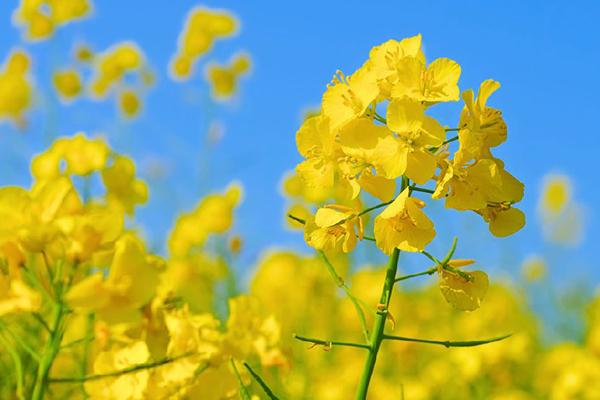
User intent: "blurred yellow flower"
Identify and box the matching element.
[170,6,238,81]
[0,49,33,126]
[205,53,251,100]
[52,68,83,101]
[12,0,92,41]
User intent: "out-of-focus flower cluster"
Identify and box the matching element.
[0,134,286,399]
[12,0,92,41]
[170,6,251,101]
[51,41,154,119]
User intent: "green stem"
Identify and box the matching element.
[231,358,251,400]
[355,248,400,400]
[80,312,95,398]
[409,186,435,194]
[49,352,194,383]
[243,362,281,400]
[293,334,370,350]
[382,333,512,348]
[0,333,25,400]
[320,252,370,342]
[394,267,437,283]
[31,301,65,400]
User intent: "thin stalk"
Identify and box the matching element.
[394,267,437,283]
[293,334,370,350]
[320,252,370,342]
[49,352,194,383]
[355,248,400,400]
[0,322,40,362]
[382,333,512,348]
[0,333,25,400]
[244,362,281,400]
[231,358,251,400]
[409,186,435,194]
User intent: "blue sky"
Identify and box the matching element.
[0,1,598,291]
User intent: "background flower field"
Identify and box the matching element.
[0,1,598,399]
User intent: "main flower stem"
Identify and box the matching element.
[355,248,400,400]
[31,301,64,400]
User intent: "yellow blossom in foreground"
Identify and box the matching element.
[304,204,363,253]
[368,34,425,98]
[439,267,489,311]
[66,235,162,324]
[52,68,83,101]
[391,55,461,104]
[374,188,435,253]
[0,276,41,316]
[455,79,507,164]
[322,64,379,131]
[84,341,150,400]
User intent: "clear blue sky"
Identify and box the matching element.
[0,1,598,290]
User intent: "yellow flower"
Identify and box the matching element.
[52,68,83,101]
[118,89,141,118]
[374,188,435,253]
[385,98,444,183]
[31,133,109,179]
[304,204,364,253]
[521,255,546,282]
[438,267,489,311]
[66,235,161,324]
[539,174,571,217]
[455,79,507,164]
[84,341,150,400]
[224,295,286,367]
[74,42,94,62]
[391,56,461,104]
[0,49,33,125]
[205,53,251,100]
[168,183,242,256]
[102,155,148,215]
[0,276,41,316]
[369,34,425,97]
[13,0,91,41]
[170,6,238,81]
[322,63,379,131]
[295,114,355,196]
[479,205,526,238]
[90,42,144,98]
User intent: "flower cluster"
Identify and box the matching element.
[51,42,154,118]
[0,134,285,399]
[12,0,92,41]
[169,6,251,101]
[170,6,238,81]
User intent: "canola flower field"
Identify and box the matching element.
[0,2,597,399]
